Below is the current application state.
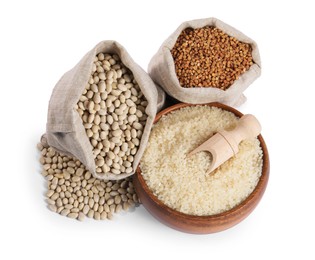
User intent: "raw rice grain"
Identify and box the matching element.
[140,106,263,216]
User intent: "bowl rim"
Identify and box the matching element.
[136,102,270,222]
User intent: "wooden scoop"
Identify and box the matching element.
[187,114,261,174]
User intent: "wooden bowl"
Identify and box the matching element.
[133,102,270,234]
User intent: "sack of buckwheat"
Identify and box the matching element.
[46,41,165,180]
[148,17,261,107]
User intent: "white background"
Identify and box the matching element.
[0,0,314,259]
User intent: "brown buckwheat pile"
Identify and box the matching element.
[171,26,253,90]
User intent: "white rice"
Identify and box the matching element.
[140,106,263,216]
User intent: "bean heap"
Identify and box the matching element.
[171,26,253,90]
[75,53,148,176]
[38,140,139,221]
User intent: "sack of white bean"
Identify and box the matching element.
[148,17,261,107]
[46,41,165,180]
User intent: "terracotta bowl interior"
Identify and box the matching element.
[133,102,269,234]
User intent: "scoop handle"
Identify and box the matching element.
[234,114,261,141]
[219,114,261,155]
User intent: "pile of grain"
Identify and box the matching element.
[171,26,253,90]
[140,106,263,216]
[76,52,148,176]
[38,138,138,221]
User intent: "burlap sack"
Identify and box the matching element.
[148,17,261,107]
[46,41,165,180]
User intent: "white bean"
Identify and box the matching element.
[75,52,149,176]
